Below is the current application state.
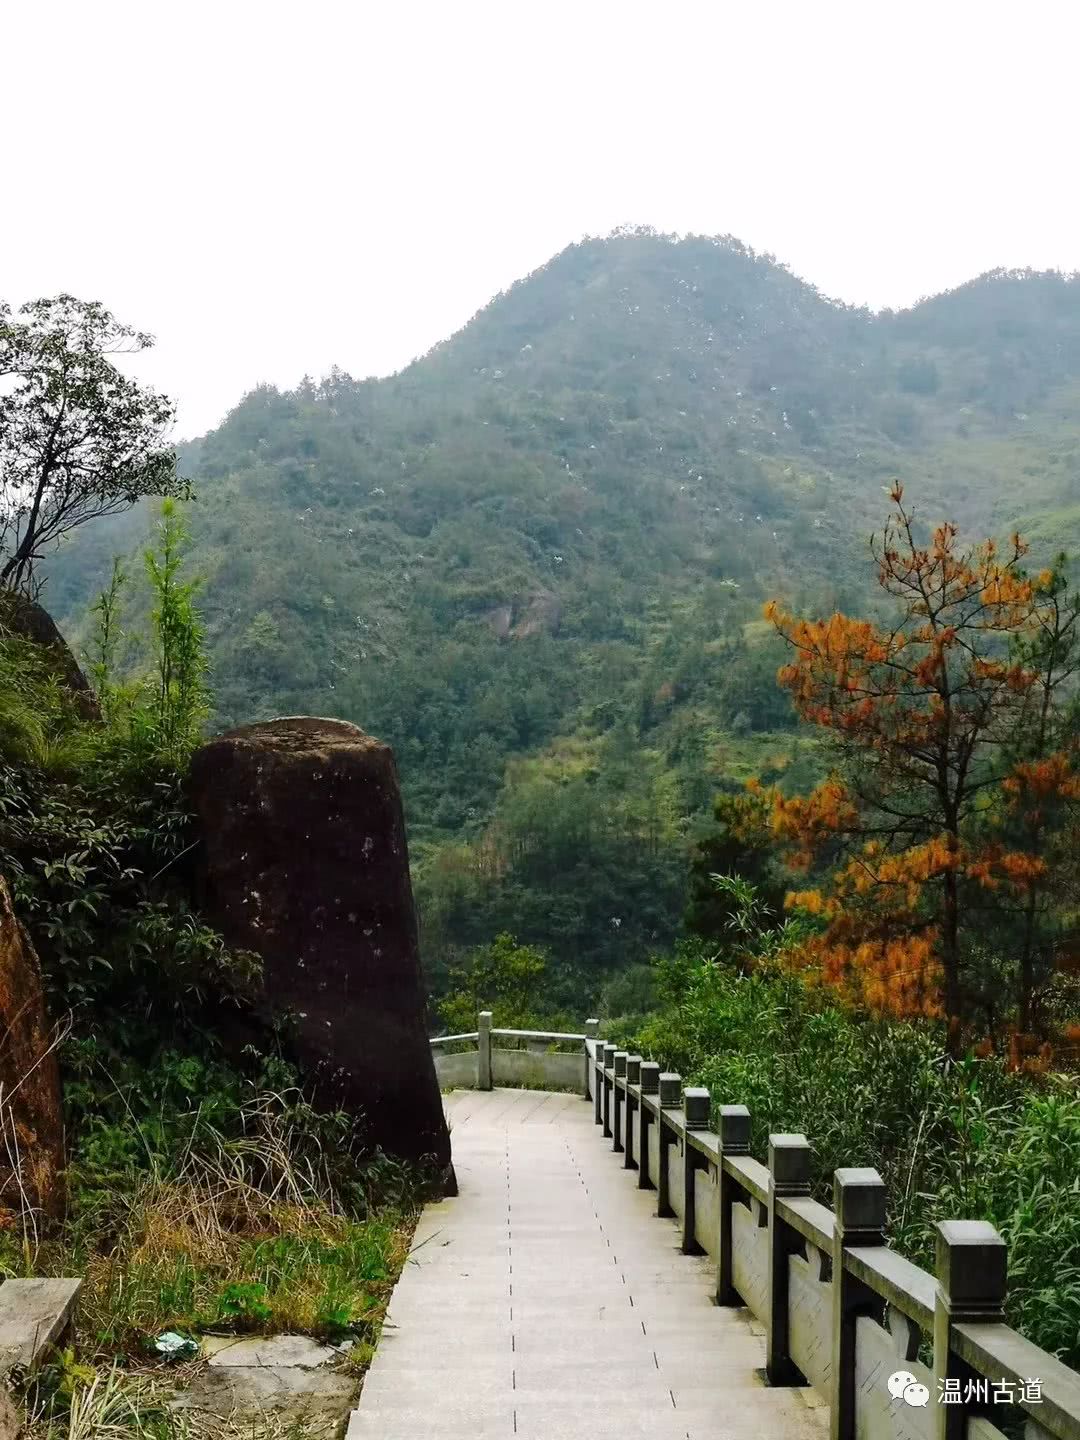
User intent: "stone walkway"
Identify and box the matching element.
[346,1088,828,1439]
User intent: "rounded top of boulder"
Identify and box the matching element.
[206,716,387,756]
[189,716,401,810]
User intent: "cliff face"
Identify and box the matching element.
[484,590,561,640]
[0,876,65,1220]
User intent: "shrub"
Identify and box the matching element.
[624,937,1080,1364]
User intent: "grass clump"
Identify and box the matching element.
[25,1365,179,1440]
[23,1362,340,1438]
[6,1086,425,1363]
[74,1168,412,1352]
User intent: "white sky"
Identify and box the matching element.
[6,0,1080,438]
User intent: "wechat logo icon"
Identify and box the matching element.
[888,1371,930,1408]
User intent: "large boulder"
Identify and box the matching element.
[0,590,100,722]
[188,718,451,1175]
[0,877,65,1222]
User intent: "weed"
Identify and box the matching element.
[23,1362,339,1438]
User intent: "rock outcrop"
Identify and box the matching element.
[483,589,561,640]
[483,603,514,640]
[512,589,561,638]
[188,718,452,1176]
[0,590,100,722]
[0,878,65,1222]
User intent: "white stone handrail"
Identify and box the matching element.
[490,1028,588,1043]
[588,1036,1080,1440]
[429,1012,599,1093]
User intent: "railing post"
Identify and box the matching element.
[933,1221,1007,1440]
[585,1019,599,1103]
[656,1072,681,1219]
[829,1168,886,1440]
[624,1057,641,1170]
[612,1052,628,1152]
[477,1011,493,1091]
[602,1043,616,1137]
[766,1133,811,1386]
[637,1062,659,1190]
[716,1104,750,1304]
[680,1087,709,1255]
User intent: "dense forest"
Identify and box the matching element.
[42,228,1080,1010]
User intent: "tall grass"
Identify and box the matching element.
[2,1086,426,1362]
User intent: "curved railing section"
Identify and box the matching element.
[429,1011,597,1092]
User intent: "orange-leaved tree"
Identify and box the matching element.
[764,485,1080,1045]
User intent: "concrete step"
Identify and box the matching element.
[0,1278,81,1377]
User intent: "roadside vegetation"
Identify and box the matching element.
[595,493,1080,1367]
[607,901,1080,1365]
[0,502,429,1436]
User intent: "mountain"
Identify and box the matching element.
[42,228,1080,1006]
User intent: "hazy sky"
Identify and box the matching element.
[6,0,1079,438]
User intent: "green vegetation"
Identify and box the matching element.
[0,295,181,593]
[0,505,427,1432]
[438,932,553,1032]
[25,1092,417,1354]
[608,887,1080,1365]
[42,232,1080,1012]
[0,504,253,1033]
[7,233,1080,1405]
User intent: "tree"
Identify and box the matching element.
[764,486,1080,1044]
[87,500,210,766]
[684,791,788,943]
[997,565,1080,1030]
[144,500,211,761]
[0,295,182,592]
[439,932,549,1032]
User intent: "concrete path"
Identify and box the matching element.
[346,1089,829,1440]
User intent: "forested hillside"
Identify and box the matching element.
[43,228,1080,1006]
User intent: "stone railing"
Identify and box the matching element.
[430,1012,597,1093]
[587,1035,1080,1440]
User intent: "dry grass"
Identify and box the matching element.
[184,1415,336,1440]
[70,1179,412,1353]
[18,1091,421,1359]
[24,1368,176,1440]
[3,1087,425,1438]
[24,1365,338,1439]
[69,1168,412,1356]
